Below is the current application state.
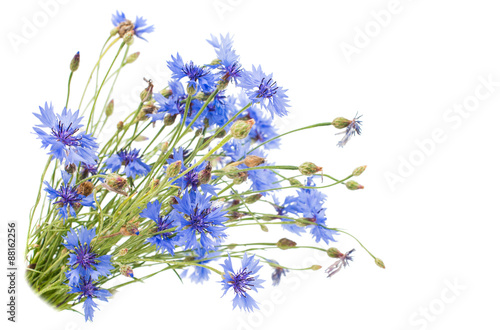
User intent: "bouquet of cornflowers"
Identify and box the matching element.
[25,11,384,322]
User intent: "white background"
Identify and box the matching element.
[1,0,500,329]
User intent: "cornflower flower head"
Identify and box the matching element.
[140,200,180,255]
[104,148,151,178]
[62,227,113,286]
[204,92,237,127]
[33,103,98,166]
[336,114,362,147]
[167,53,216,94]
[272,195,305,235]
[111,11,154,41]
[268,260,289,286]
[244,149,280,196]
[68,277,111,322]
[207,33,243,85]
[325,249,355,277]
[44,171,95,221]
[172,190,227,253]
[239,65,290,118]
[220,253,265,312]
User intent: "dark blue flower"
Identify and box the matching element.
[220,253,265,312]
[207,34,242,84]
[336,114,362,147]
[167,53,216,93]
[239,65,290,118]
[111,11,154,41]
[172,191,227,252]
[44,171,95,221]
[33,103,98,166]
[104,148,151,178]
[68,277,111,322]
[62,227,113,286]
[140,200,180,255]
[204,92,237,127]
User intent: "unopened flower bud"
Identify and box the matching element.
[230,119,255,139]
[375,258,385,269]
[166,160,182,178]
[260,224,269,232]
[123,31,134,45]
[160,88,173,98]
[160,142,169,153]
[310,265,322,271]
[346,180,364,190]
[299,162,322,176]
[118,248,129,256]
[233,172,248,185]
[227,243,237,250]
[277,238,297,250]
[327,247,343,258]
[120,264,134,278]
[70,51,80,72]
[288,178,302,187]
[126,52,140,64]
[103,173,129,196]
[105,99,114,117]
[244,155,265,168]
[210,59,221,66]
[150,178,160,189]
[223,165,240,179]
[117,121,124,130]
[134,135,149,142]
[77,181,94,197]
[120,220,140,236]
[164,114,176,126]
[215,129,227,139]
[332,117,351,129]
[198,163,212,185]
[140,78,154,102]
[65,163,76,174]
[352,165,367,177]
[245,194,262,204]
[186,84,196,96]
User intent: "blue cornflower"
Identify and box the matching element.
[151,80,187,123]
[167,53,216,93]
[111,11,154,41]
[269,260,289,286]
[172,191,227,252]
[140,200,180,255]
[68,277,111,322]
[238,93,280,149]
[44,171,95,221]
[272,195,305,235]
[204,92,237,127]
[181,251,221,284]
[239,65,290,118]
[336,114,362,147]
[80,163,98,179]
[287,178,337,244]
[33,103,98,166]
[62,227,113,286]
[207,34,243,84]
[104,149,151,178]
[220,253,265,312]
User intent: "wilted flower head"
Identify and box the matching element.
[336,113,362,147]
[325,249,355,277]
[111,11,154,41]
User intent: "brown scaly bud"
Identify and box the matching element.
[233,172,249,185]
[117,121,124,130]
[345,180,364,190]
[168,196,179,206]
[245,194,262,204]
[331,117,351,129]
[163,114,176,126]
[105,99,114,117]
[125,52,140,64]
[120,220,140,236]
[166,160,182,178]
[230,119,255,139]
[223,165,241,179]
[77,181,94,197]
[198,162,212,185]
[120,264,134,278]
[117,19,134,37]
[65,163,76,174]
[228,212,245,221]
[243,155,265,168]
[277,238,297,250]
[150,179,160,190]
[102,173,129,196]
[70,51,80,72]
[299,162,323,176]
[352,165,367,177]
[118,248,129,256]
